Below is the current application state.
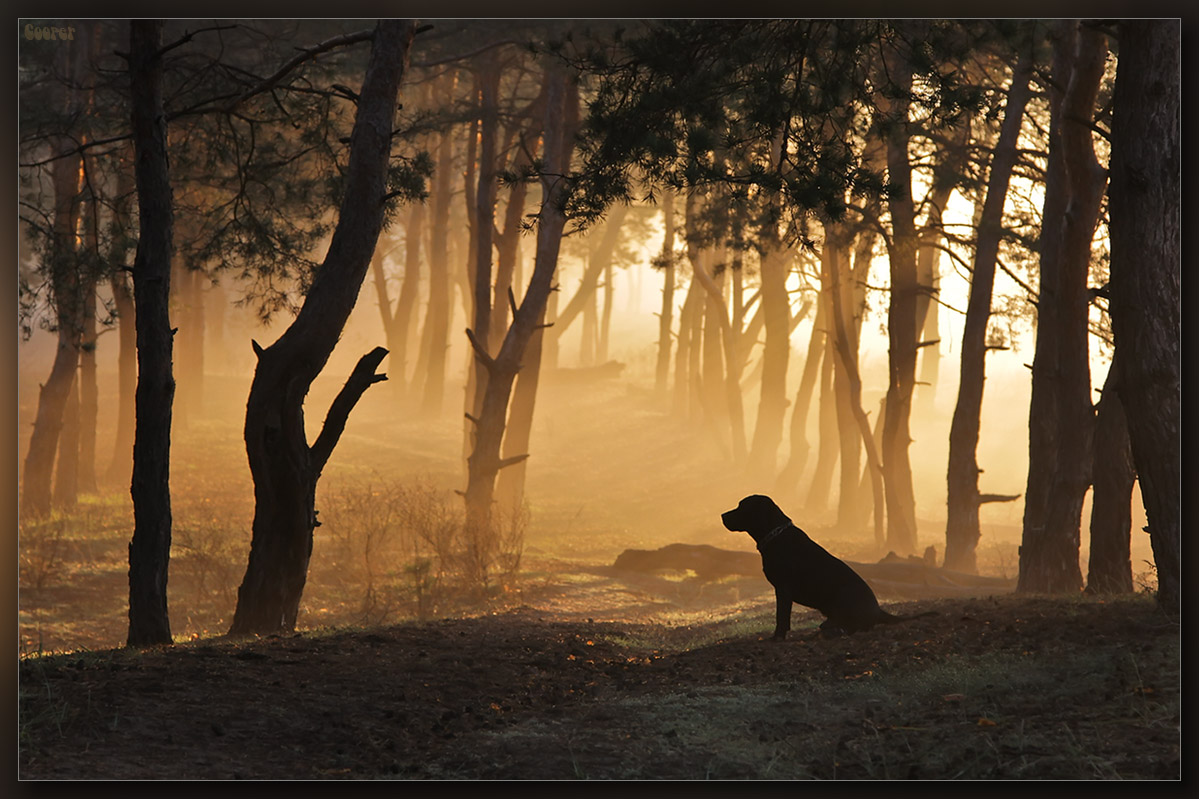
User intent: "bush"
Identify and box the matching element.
[316,476,527,624]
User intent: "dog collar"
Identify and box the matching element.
[757,522,792,550]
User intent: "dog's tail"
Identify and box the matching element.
[878,609,938,625]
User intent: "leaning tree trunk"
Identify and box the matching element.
[549,203,629,355]
[944,39,1033,573]
[1084,355,1135,595]
[1107,19,1180,613]
[229,20,418,636]
[494,301,547,516]
[126,19,176,647]
[1018,22,1108,594]
[879,51,921,555]
[462,67,577,587]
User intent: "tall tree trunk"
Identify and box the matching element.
[21,41,84,520]
[54,375,81,510]
[580,272,598,366]
[944,39,1034,573]
[462,68,577,585]
[419,104,455,416]
[774,292,824,499]
[107,270,137,487]
[466,52,501,457]
[495,302,546,516]
[1084,356,1135,595]
[174,263,206,428]
[654,192,676,395]
[378,202,426,391]
[106,147,137,489]
[806,311,838,513]
[543,276,560,370]
[1019,22,1107,593]
[1107,19,1180,612]
[551,203,629,356]
[747,237,791,480]
[826,226,885,544]
[126,19,176,647]
[914,130,964,420]
[828,234,860,530]
[689,238,748,463]
[78,276,99,494]
[880,50,920,554]
[229,20,417,635]
[673,275,700,417]
[598,261,614,364]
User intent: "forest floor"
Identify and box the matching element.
[17,371,1177,779]
[17,593,1181,780]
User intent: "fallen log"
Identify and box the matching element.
[612,543,1016,599]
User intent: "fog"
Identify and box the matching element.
[16,206,1150,595]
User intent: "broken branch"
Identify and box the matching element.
[310,346,389,475]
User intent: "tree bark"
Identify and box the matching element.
[1018,22,1107,594]
[462,67,577,586]
[1107,19,1180,612]
[774,289,824,500]
[419,98,455,416]
[465,51,502,455]
[377,201,425,391]
[106,148,137,488]
[78,273,99,494]
[1084,356,1135,595]
[107,270,137,487]
[54,375,81,510]
[126,19,176,647]
[673,274,701,417]
[825,226,885,544]
[747,232,791,481]
[654,191,676,395]
[229,20,417,635]
[806,309,838,513]
[880,50,920,555]
[944,39,1034,573]
[21,40,85,520]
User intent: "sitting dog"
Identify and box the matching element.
[721,494,933,640]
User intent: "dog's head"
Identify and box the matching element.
[721,494,791,543]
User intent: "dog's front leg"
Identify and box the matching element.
[771,587,792,641]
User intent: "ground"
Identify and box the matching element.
[18,594,1180,780]
[17,372,1177,779]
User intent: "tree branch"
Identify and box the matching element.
[310,346,389,475]
[497,453,530,471]
[464,327,497,372]
[223,29,376,114]
[979,493,1021,505]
